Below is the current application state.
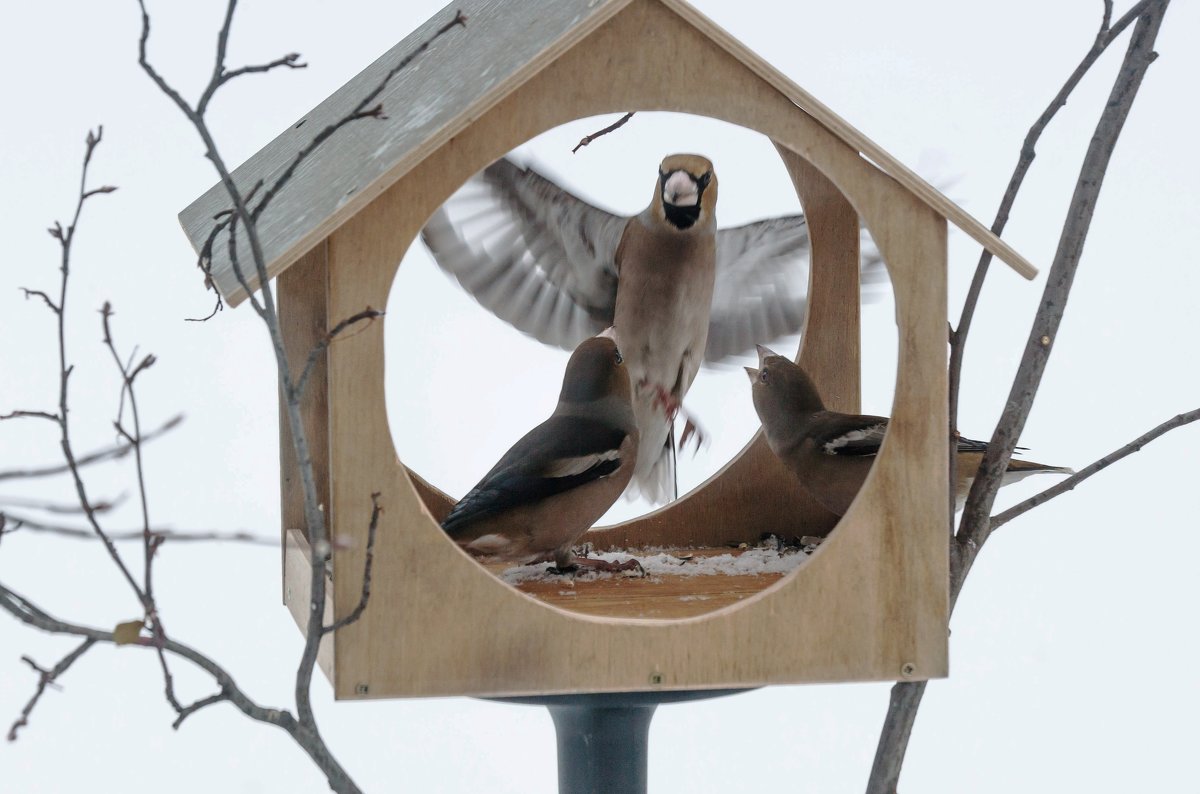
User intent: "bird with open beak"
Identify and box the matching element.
[746,346,1072,516]
[441,331,642,574]
[423,154,881,503]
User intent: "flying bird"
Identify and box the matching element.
[746,346,1072,516]
[441,332,641,574]
[422,154,879,502]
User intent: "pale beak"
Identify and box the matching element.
[744,366,760,383]
[662,170,699,207]
[598,326,619,343]
[755,344,779,367]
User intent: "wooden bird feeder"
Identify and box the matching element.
[179,0,1036,700]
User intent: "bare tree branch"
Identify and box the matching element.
[0,416,181,482]
[947,0,1158,462]
[572,112,636,153]
[869,3,1172,792]
[991,408,1200,530]
[172,689,230,730]
[0,516,276,546]
[7,638,95,742]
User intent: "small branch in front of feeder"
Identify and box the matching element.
[7,638,96,742]
[989,407,1200,531]
[322,493,382,636]
[294,307,384,398]
[572,112,636,154]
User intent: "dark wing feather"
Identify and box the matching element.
[442,415,628,536]
[421,157,628,351]
[813,414,891,457]
[705,216,887,362]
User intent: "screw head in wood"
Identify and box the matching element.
[649,673,663,685]
[355,683,369,695]
[901,663,916,677]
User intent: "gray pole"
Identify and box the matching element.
[495,689,749,794]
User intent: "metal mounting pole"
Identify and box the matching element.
[495,690,749,794]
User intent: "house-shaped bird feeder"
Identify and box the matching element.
[179,0,1036,700]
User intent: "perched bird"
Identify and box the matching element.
[423,154,880,502]
[746,346,1072,515]
[441,332,641,573]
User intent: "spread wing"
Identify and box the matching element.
[421,157,628,351]
[441,415,629,537]
[704,217,886,362]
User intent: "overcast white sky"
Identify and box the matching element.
[2,1,1198,792]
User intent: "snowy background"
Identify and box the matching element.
[2,1,1197,791]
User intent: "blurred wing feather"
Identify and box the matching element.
[421,157,627,351]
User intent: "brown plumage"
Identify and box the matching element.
[442,332,640,572]
[746,346,1072,516]
[612,154,717,502]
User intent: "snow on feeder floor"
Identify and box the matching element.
[482,538,815,619]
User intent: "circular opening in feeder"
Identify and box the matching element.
[384,112,897,620]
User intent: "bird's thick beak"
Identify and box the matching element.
[598,326,618,343]
[744,366,759,383]
[755,344,779,367]
[662,170,699,207]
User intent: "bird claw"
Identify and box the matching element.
[679,416,706,453]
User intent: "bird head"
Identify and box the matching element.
[559,333,632,405]
[655,154,716,230]
[746,345,826,423]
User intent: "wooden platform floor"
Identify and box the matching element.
[480,547,810,619]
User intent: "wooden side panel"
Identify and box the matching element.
[320,0,947,699]
[277,241,331,602]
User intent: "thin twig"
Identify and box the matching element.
[172,689,230,730]
[322,493,382,635]
[7,638,95,741]
[572,112,635,153]
[0,416,181,482]
[991,408,1199,530]
[295,308,384,397]
[0,516,276,545]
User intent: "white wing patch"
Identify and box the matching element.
[544,449,621,478]
[823,423,888,455]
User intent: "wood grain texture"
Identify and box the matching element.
[177,0,1035,308]
[299,0,949,700]
[277,242,331,602]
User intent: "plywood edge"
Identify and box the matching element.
[658,0,1037,280]
[283,529,335,682]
